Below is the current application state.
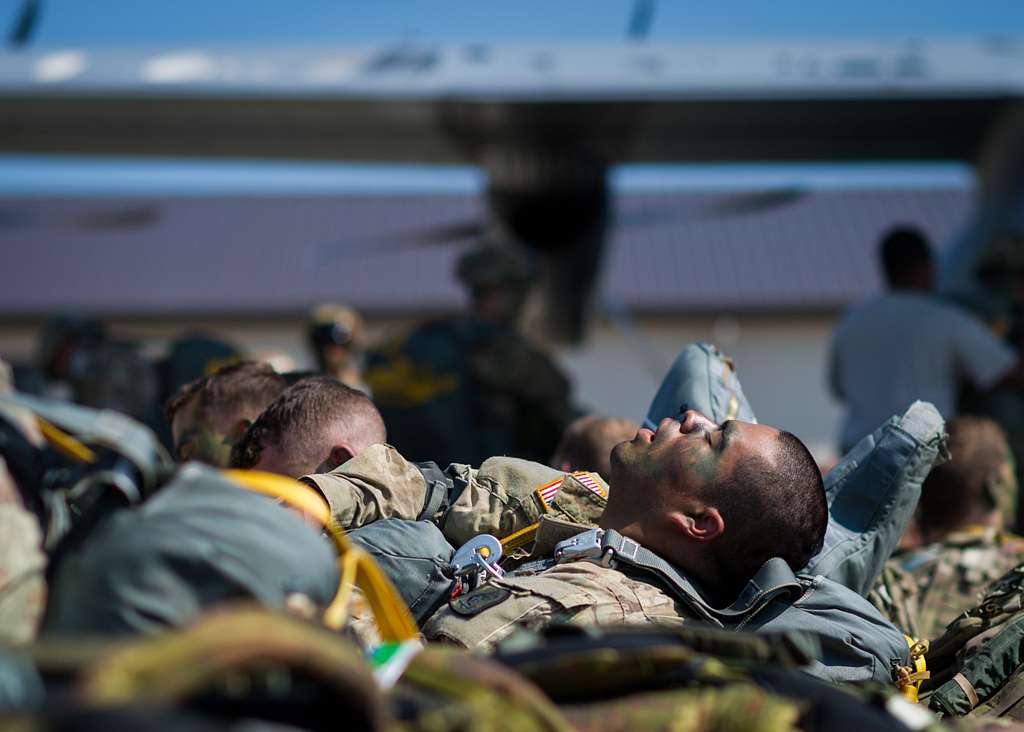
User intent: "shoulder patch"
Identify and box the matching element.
[449,586,511,616]
[533,472,607,512]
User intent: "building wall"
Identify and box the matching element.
[0,311,844,462]
[559,313,843,463]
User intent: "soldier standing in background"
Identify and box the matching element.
[365,242,572,466]
[308,304,369,394]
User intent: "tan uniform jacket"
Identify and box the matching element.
[301,444,608,549]
[423,560,684,651]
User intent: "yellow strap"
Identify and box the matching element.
[37,416,97,464]
[223,470,419,643]
[897,636,930,703]
[223,470,330,525]
[500,522,540,551]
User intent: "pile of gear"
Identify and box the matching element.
[6,345,1024,731]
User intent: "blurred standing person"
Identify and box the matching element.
[365,242,573,466]
[32,315,108,401]
[308,304,368,394]
[829,227,1024,452]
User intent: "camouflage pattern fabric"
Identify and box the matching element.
[393,645,571,732]
[424,560,685,652]
[364,316,571,467]
[0,502,46,644]
[870,528,1024,641]
[562,685,801,732]
[302,444,607,549]
[422,553,908,684]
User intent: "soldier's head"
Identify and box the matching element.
[916,416,1016,544]
[166,361,287,467]
[604,409,826,596]
[550,415,639,478]
[880,226,934,291]
[308,303,364,379]
[230,376,385,478]
[456,242,535,328]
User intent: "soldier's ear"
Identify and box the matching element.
[319,444,355,473]
[669,507,724,542]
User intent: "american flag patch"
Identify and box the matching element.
[534,472,607,510]
[534,478,563,510]
[571,471,608,499]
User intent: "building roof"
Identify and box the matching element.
[0,187,971,317]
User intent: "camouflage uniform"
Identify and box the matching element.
[421,525,910,685]
[871,528,1024,641]
[0,501,46,644]
[301,444,608,551]
[364,243,572,467]
[0,380,47,645]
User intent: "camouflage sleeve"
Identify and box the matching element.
[423,562,683,651]
[440,457,607,548]
[301,444,430,528]
[304,449,607,547]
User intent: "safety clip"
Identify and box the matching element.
[448,534,505,594]
[554,528,611,566]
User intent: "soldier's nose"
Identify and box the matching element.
[679,409,718,434]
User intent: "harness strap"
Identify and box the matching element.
[952,672,979,708]
[416,461,454,521]
[224,470,419,643]
[555,528,804,629]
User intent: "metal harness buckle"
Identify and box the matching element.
[554,528,613,567]
[448,534,505,596]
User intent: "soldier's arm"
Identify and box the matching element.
[300,444,431,528]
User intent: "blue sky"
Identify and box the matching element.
[0,155,973,197]
[2,1,1022,45]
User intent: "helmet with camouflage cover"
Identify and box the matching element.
[308,303,365,352]
[455,241,536,291]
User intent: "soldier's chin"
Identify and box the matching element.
[608,442,632,480]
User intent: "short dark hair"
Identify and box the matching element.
[201,362,286,422]
[710,431,827,583]
[164,375,207,424]
[230,376,385,470]
[879,227,932,286]
[917,416,1015,540]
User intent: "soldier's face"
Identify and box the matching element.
[610,410,780,497]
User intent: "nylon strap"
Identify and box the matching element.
[224,470,419,643]
[599,530,804,628]
[952,672,979,708]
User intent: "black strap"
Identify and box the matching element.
[416,461,455,521]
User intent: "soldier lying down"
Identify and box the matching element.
[302,409,913,685]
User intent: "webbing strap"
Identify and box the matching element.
[952,673,979,708]
[600,530,804,628]
[224,470,419,643]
